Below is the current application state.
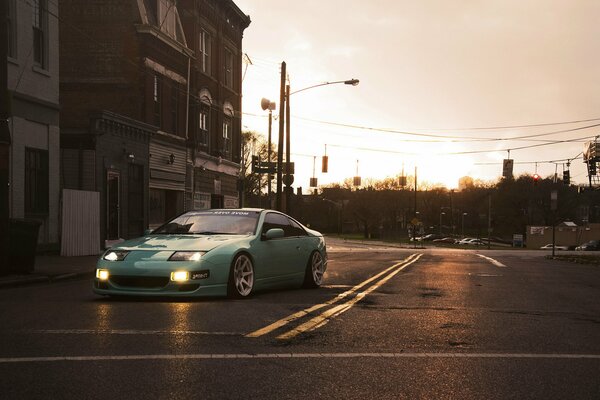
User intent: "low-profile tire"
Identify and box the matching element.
[227,253,255,298]
[303,251,325,288]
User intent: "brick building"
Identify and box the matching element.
[59,0,250,246]
[179,0,250,211]
[5,0,61,251]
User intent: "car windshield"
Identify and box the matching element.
[153,210,260,235]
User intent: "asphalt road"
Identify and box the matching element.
[1,243,599,399]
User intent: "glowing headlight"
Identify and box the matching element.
[96,269,110,281]
[170,271,190,282]
[168,251,205,261]
[103,250,129,261]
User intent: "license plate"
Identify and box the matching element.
[191,270,210,280]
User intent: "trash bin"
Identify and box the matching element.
[8,218,41,274]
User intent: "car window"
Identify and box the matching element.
[153,210,260,235]
[262,213,290,236]
[288,218,307,237]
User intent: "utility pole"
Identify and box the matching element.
[414,166,417,216]
[0,0,11,273]
[487,193,492,249]
[276,62,286,211]
[267,108,272,207]
[285,84,291,214]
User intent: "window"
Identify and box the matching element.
[224,48,234,88]
[171,81,179,134]
[25,148,49,215]
[33,0,48,68]
[157,0,177,38]
[222,117,231,156]
[262,213,289,236]
[153,75,162,128]
[7,0,16,58]
[199,30,211,75]
[288,218,308,237]
[198,105,209,147]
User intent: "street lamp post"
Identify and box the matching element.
[461,212,468,237]
[260,98,276,208]
[439,212,446,235]
[275,66,359,213]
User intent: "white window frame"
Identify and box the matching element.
[157,0,177,38]
[199,29,211,75]
[224,48,234,89]
[32,0,48,68]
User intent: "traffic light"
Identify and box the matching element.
[533,173,540,186]
[321,156,328,173]
[251,155,259,172]
[563,170,570,185]
[589,162,597,176]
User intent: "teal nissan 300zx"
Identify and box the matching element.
[93,209,327,298]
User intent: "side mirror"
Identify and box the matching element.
[264,228,284,240]
[144,229,153,235]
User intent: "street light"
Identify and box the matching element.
[276,69,359,213]
[439,212,446,235]
[461,212,468,237]
[260,98,276,208]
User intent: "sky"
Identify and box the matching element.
[235,0,600,191]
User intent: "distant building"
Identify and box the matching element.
[5,0,61,250]
[59,0,250,246]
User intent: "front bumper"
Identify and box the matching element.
[92,252,229,297]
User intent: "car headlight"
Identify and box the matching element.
[103,250,130,261]
[168,251,206,261]
[170,271,190,282]
[96,269,110,281]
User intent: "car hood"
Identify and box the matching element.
[111,234,250,252]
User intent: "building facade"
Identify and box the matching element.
[5,0,61,251]
[59,0,250,246]
[180,0,250,212]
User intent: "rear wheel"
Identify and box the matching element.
[303,251,324,288]
[228,253,255,298]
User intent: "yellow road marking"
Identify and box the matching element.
[245,253,421,338]
[276,254,423,340]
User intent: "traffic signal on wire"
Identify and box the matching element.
[533,173,540,185]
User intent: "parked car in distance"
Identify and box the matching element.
[575,240,600,251]
[540,244,568,250]
[458,238,485,246]
[432,237,457,244]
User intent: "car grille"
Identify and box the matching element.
[110,275,169,289]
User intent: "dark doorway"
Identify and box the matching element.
[211,194,224,209]
[127,164,144,238]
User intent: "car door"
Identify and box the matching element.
[254,212,298,282]
[285,217,312,275]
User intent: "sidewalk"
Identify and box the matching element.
[0,254,99,289]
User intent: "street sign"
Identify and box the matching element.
[253,161,294,175]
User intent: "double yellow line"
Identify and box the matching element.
[246,253,423,340]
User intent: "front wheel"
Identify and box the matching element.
[228,253,255,298]
[303,251,325,288]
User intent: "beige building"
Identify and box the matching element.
[526,222,600,249]
[6,0,60,250]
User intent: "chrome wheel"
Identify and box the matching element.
[232,254,254,297]
[307,251,324,287]
[311,251,324,285]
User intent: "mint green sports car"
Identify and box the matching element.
[93,209,327,298]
